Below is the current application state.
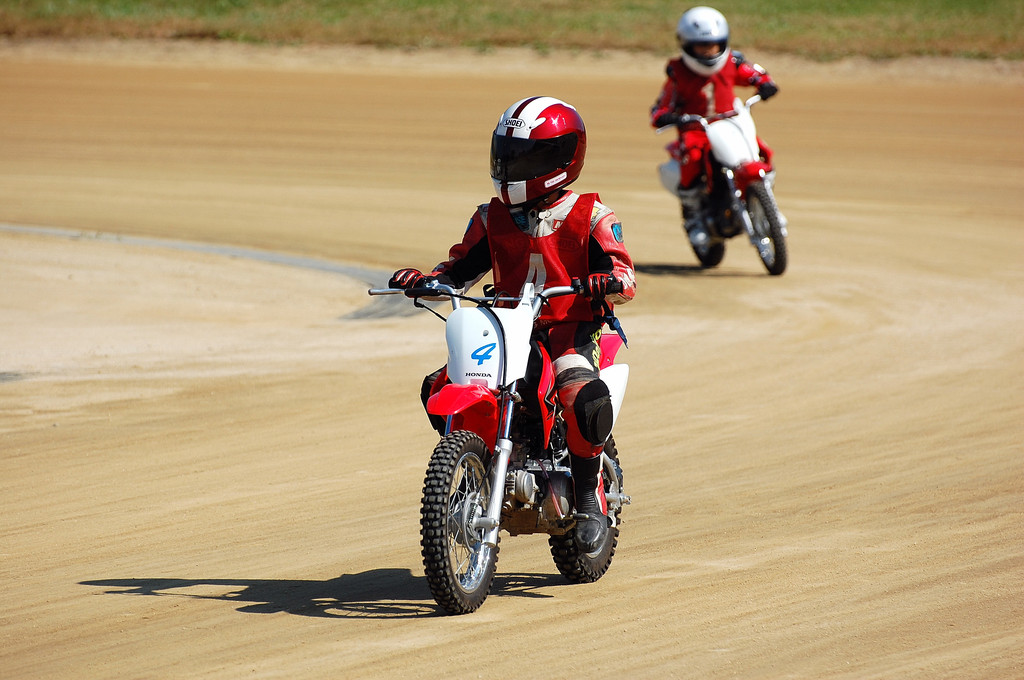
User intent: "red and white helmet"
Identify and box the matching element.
[490,96,587,206]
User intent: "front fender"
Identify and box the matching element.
[427,383,499,444]
[735,161,773,193]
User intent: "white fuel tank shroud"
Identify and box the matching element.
[706,97,760,168]
[445,300,534,390]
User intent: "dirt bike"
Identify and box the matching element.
[368,280,631,615]
[658,94,788,275]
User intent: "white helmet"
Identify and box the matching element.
[677,6,730,76]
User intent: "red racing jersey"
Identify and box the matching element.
[650,50,774,124]
[429,191,636,326]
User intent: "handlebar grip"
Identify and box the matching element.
[569,276,624,297]
[404,285,449,297]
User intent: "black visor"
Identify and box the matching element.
[684,40,727,65]
[490,133,578,183]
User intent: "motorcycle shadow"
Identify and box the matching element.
[81,569,567,619]
[635,262,765,278]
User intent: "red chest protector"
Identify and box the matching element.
[669,57,739,115]
[486,193,597,325]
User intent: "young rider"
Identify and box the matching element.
[389,96,636,553]
[650,5,779,249]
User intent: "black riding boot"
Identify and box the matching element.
[678,184,709,249]
[570,453,608,553]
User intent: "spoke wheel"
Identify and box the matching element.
[549,437,624,583]
[682,202,726,268]
[692,240,727,269]
[421,431,497,614]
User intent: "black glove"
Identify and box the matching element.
[388,267,424,289]
[582,273,621,301]
[757,80,779,100]
[654,112,681,128]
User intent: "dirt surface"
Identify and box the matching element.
[2,40,1022,679]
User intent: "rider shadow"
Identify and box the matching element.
[81,569,568,619]
[635,262,764,278]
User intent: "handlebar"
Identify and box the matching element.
[367,282,461,298]
[368,278,610,313]
[369,278,627,345]
[655,94,762,134]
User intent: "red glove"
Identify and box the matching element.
[582,273,620,301]
[389,268,425,289]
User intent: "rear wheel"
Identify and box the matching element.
[746,182,788,275]
[692,240,726,269]
[549,437,623,583]
[420,431,497,614]
[682,202,726,268]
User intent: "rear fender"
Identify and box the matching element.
[598,333,629,430]
[427,383,499,445]
[598,333,625,369]
[599,364,629,431]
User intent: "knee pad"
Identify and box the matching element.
[573,379,613,445]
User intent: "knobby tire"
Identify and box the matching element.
[747,182,788,275]
[420,430,498,615]
[682,203,726,268]
[549,437,623,583]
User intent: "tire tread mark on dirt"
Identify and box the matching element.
[0,222,418,318]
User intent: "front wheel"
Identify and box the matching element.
[420,430,498,615]
[549,437,623,583]
[746,182,788,275]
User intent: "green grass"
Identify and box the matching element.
[1,0,1021,60]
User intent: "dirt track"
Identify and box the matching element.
[2,41,1023,679]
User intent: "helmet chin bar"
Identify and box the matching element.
[500,187,570,210]
[680,47,730,77]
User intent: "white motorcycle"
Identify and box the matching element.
[658,94,788,275]
[368,280,631,615]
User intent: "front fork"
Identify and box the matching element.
[718,167,752,238]
[473,389,518,548]
[727,168,777,255]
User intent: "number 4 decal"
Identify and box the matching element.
[526,253,547,288]
[471,343,497,365]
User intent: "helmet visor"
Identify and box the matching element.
[684,40,727,66]
[491,133,579,183]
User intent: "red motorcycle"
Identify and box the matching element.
[658,94,788,275]
[368,280,631,615]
